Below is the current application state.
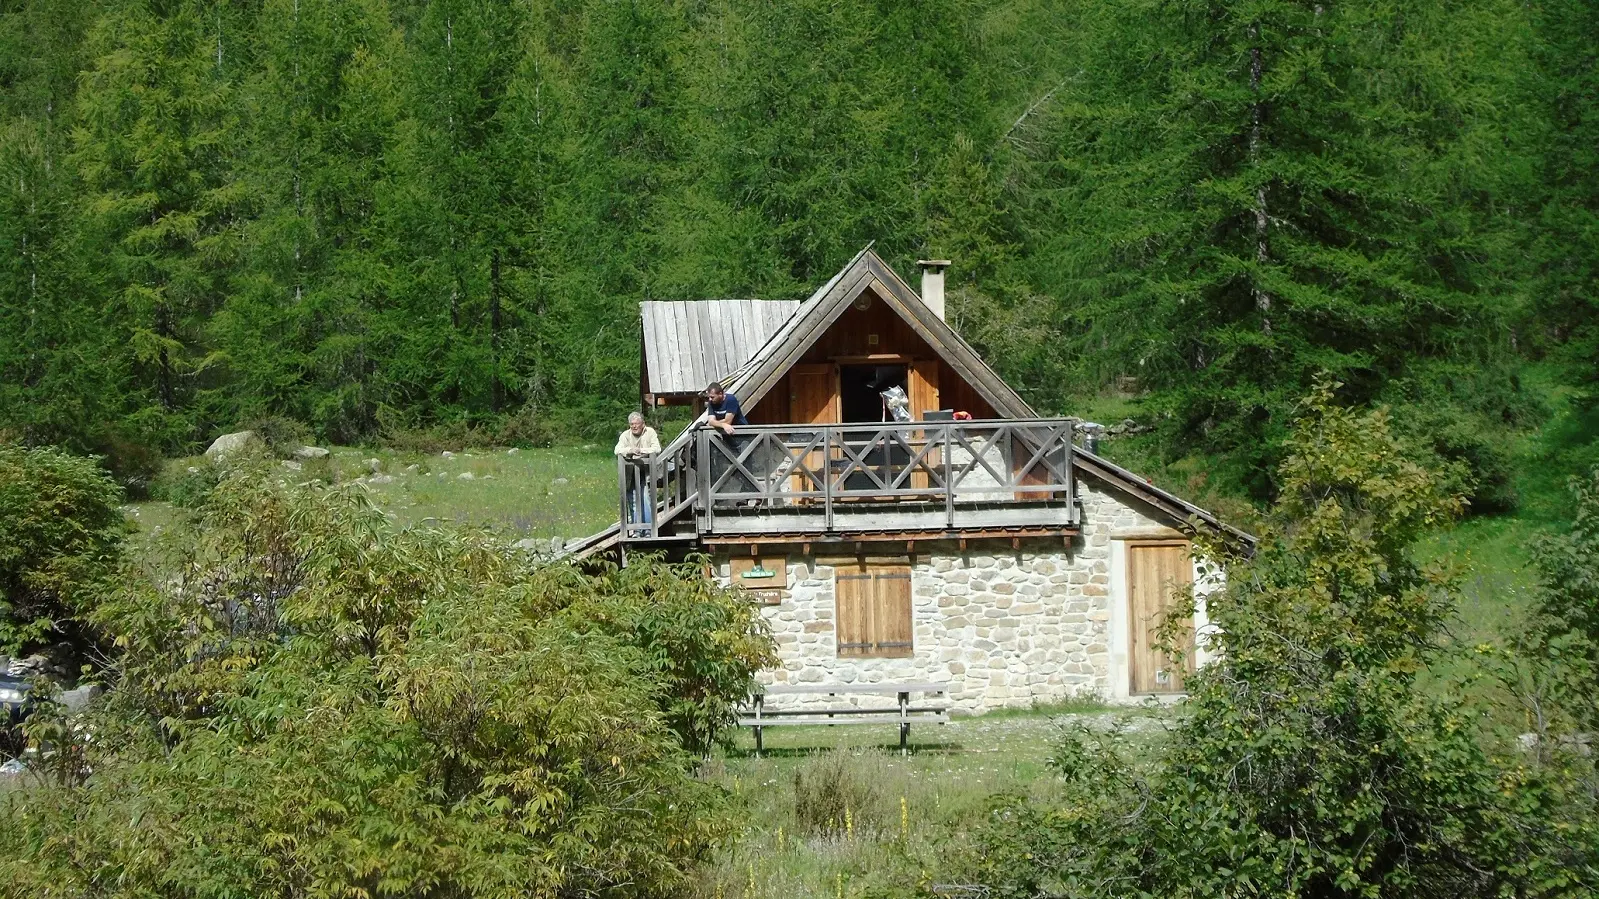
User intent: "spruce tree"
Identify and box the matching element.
[1010,0,1533,492]
[70,0,249,449]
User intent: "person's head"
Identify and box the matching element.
[706,382,725,405]
[628,411,646,435]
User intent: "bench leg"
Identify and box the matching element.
[900,722,909,755]
[755,725,763,758]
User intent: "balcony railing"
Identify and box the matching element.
[619,418,1078,540]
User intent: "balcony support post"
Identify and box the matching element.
[823,425,835,532]
[944,423,954,529]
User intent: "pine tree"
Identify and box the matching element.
[1010,0,1534,491]
[70,0,249,449]
[0,1,110,447]
[1528,0,1599,404]
[218,0,401,441]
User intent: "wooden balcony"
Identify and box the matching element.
[619,418,1078,542]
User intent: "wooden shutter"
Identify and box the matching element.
[789,364,838,424]
[1127,542,1196,693]
[907,359,940,420]
[835,562,913,658]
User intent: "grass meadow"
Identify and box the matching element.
[129,443,623,546]
[696,701,1172,899]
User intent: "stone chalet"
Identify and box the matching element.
[570,246,1254,711]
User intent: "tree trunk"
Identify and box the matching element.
[489,249,502,412]
[1249,28,1273,335]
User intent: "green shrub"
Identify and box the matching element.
[152,461,224,508]
[0,467,773,898]
[968,380,1595,897]
[1394,403,1519,516]
[87,429,165,499]
[793,749,895,838]
[0,445,127,657]
[236,415,314,457]
[493,406,557,448]
[1531,469,1599,730]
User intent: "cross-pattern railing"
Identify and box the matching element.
[618,434,698,540]
[619,418,1077,539]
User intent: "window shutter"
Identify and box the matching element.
[835,563,913,658]
[871,568,913,657]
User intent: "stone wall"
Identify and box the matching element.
[714,480,1207,714]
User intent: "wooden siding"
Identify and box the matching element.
[642,300,797,396]
[937,360,999,419]
[745,373,790,424]
[798,286,935,362]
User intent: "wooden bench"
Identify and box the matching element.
[739,683,950,755]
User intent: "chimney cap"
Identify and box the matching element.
[917,259,952,270]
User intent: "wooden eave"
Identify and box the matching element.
[1073,450,1258,552]
[724,248,1035,420]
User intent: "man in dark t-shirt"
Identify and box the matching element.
[704,381,754,502]
[704,381,747,433]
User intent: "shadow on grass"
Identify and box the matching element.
[724,740,969,760]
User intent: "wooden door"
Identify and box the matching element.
[789,364,838,424]
[907,360,940,491]
[1127,542,1195,693]
[788,364,837,497]
[835,561,913,658]
[907,360,939,420]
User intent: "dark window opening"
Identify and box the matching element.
[839,364,907,423]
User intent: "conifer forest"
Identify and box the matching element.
[0,0,1592,490]
[4,1,1599,897]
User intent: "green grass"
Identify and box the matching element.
[129,444,623,544]
[698,704,1173,899]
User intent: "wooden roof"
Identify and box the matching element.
[722,247,1036,418]
[641,300,799,396]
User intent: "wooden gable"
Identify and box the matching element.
[731,252,1024,424]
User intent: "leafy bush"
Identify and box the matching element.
[792,749,894,838]
[493,406,557,448]
[237,415,314,457]
[0,464,772,898]
[1530,469,1599,730]
[0,444,126,657]
[152,461,225,508]
[87,428,165,499]
[1394,403,1519,516]
[967,380,1596,898]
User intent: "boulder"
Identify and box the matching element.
[441,450,456,459]
[513,538,541,551]
[369,474,395,484]
[58,684,102,713]
[457,472,475,481]
[204,431,259,460]
[294,445,330,460]
[280,460,303,471]
[363,458,382,473]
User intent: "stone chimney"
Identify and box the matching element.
[918,259,951,320]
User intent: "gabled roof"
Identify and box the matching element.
[642,300,799,396]
[721,246,1036,419]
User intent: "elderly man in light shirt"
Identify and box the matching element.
[615,412,660,531]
